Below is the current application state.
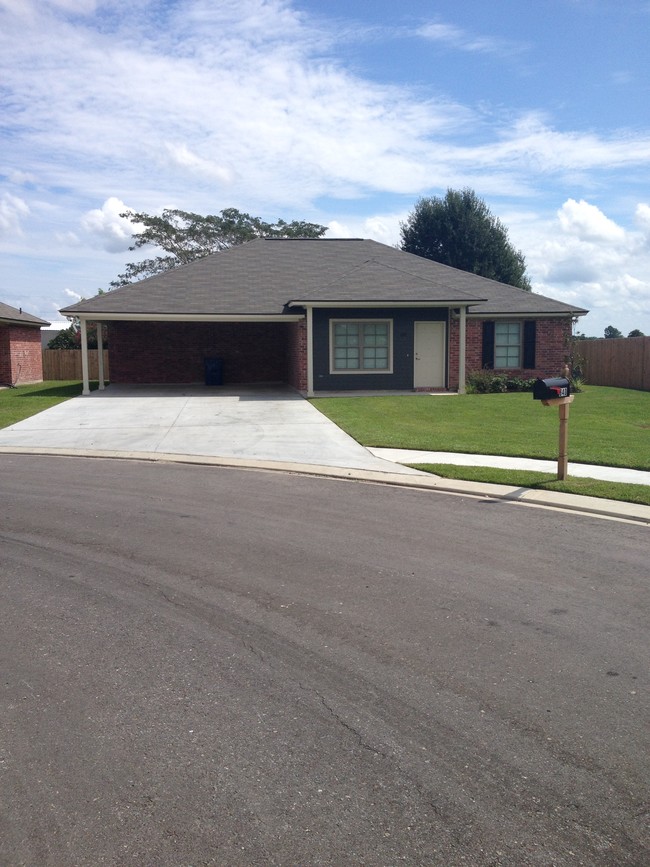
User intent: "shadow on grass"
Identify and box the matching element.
[15,382,100,399]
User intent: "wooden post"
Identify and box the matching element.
[541,395,574,480]
[558,400,570,480]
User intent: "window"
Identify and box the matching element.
[331,320,392,373]
[482,320,536,370]
[494,322,521,368]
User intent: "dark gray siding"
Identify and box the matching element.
[312,307,447,391]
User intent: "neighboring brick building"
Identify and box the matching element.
[0,302,50,386]
[61,239,587,396]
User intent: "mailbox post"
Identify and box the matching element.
[533,377,574,481]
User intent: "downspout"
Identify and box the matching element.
[96,320,105,390]
[80,318,90,396]
[458,306,467,395]
[306,306,314,397]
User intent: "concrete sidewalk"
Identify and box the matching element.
[371,448,650,487]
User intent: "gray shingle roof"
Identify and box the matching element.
[0,302,50,327]
[60,238,587,318]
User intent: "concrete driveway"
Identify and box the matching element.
[0,384,422,474]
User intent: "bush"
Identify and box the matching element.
[466,371,536,394]
[505,376,537,392]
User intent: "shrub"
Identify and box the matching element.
[466,371,535,394]
[466,371,505,393]
[505,377,537,392]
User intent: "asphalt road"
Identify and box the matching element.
[1,455,648,866]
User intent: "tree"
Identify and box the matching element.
[400,188,532,291]
[47,321,107,349]
[112,207,327,286]
[604,325,623,339]
[47,324,78,349]
[628,329,645,338]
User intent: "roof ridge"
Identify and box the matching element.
[262,237,366,241]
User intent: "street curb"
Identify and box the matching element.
[2,445,649,525]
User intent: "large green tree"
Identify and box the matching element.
[400,188,532,291]
[112,206,327,286]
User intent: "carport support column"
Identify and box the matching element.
[80,318,90,396]
[306,306,314,397]
[458,306,467,395]
[96,321,105,390]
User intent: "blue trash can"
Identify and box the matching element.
[204,357,223,386]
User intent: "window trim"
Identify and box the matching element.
[329,318,394,375]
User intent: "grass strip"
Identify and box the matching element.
[412,463,650,507]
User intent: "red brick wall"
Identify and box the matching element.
[107,321,293,384]
[0,325,44,385]
[286,319,307,392]
[0,327,9,384]
[448,317,573,389]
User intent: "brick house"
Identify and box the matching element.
[0,302,50,386]
[60,238,587,396]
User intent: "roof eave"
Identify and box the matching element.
[0,317,50,327]
[59,311,304,322]
[466,309,588,318]
[288,299,483,308]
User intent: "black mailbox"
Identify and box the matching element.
[533,377,571,401]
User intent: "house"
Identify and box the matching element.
[60,238,587,396]
[0,302,50,386]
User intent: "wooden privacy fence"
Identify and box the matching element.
[573,337,650,391]
[42,349,110,381]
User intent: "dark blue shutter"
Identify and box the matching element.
[482,321,495,369]
[523,320,536,369]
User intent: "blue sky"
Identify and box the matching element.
[1,0,649,337]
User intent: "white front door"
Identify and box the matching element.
[414,321,445,389]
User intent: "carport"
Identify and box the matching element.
[77,312,305,396]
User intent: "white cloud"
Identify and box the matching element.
[6,169,36,185]
[0,193,30,235]
[46,0,98,12]
[635,203,650,236]
[55,230,81,246]
[164,144,234,185]
[80,197,134,252]
[511,200,650,336]
[327,214,403,246]
[0,0,648,218]
[416,21,526,56]
[557,199,626,243]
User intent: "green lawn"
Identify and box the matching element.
[311,386,650,470]
[311,386,650,506]
[0,381,94,428]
